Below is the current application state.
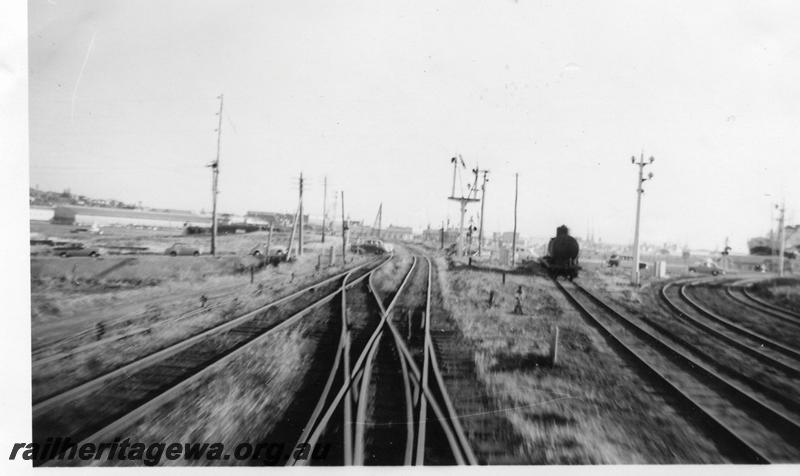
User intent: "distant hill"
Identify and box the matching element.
[29,188,138,210]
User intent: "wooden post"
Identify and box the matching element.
[266,223,273,257]
[298,173,304,256]
[321,176,327,244]
[286,207,299,260]
[549,326,560,366]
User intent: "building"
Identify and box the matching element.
[51,206,211,228]
[30,206,54,222]
[382,225,414,242]
[244,211,306,230]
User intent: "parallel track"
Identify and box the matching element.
[731,286,800,326]
[34,258,388,465]
[557,279,800,463]
[660,280,800,377]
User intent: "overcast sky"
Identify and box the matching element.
[27,0,799,251]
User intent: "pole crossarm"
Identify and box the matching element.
[631,152,655,286]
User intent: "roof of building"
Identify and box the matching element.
[53,206,210,222]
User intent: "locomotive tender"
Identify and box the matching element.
[542,225,580,280]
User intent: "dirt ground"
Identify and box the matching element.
[30,225,365,401]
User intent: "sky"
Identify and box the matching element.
[26,0,800,252]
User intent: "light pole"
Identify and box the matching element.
[631,152,655,286]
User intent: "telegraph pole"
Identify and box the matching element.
[209,94,224,256]
[778,201,786,276]
[298,173,304,256]
[631,152,655,286]
[478,169,489,255]
[375,203,382,239]
[511,173,518,267]
[341,191,348,264]
[321,176,327,243]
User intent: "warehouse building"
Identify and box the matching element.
[51,206,211,229]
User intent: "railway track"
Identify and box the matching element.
[556,278,800,463]
[33,257,390,465]
[291,255,477,466]
[724,284,800,328]
[660,280,800,377]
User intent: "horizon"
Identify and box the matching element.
[27,0,800,253]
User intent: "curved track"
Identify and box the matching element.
[726,285,800,327]
[291,255,477,466]
[556,278,800,463]
[660,280,800,377]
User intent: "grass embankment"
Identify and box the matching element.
[435,258,724,463]
[751,277,800,314]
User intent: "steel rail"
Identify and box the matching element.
[383,317,467,465]
[289,255,396,464]
[419,256,477,465]
[342,271,354,465]
[579,283,800,423]
[291,254,415,466]
[41,259,389,466]
[741,287,800,323]
[298,254,474,466]
[414,258,431,465]
[556,279,770,463]
[352,261,416,465]
[34,260,376,414]
[679,282,800,361]
[723,286,800,329]
[660,282,800,377]
[369,269,417,465]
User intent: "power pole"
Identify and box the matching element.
[286,207,299,259]
[778,201,786,276]
[341,191,348,264]
[209,93,224,256]
[511,173,518,267]
[298,173,304,256]
[631,152,655,286]
[321,176,327,243]
[478,169,489,255]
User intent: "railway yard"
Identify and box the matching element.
[27,225,800,466]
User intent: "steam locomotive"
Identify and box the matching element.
[542,225,580,280]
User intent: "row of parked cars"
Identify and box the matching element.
[52,238,393,260]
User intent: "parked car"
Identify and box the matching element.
[55,244,101,258]
[165,243,200,256]
[607,254,646,269]
[251,246,288,264]
[688,262,725,276]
